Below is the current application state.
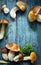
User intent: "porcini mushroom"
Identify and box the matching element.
[1,48,8,60]
[1,4,9,14]
[6,43,20,61]
[10,1,26,19]
[6,43,20,52]
[0,18,9,40]
[28,6,41,22]
[23,52,36,64]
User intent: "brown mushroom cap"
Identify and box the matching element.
[1,4,6,9]
[0,18,9,24]
[16,1,26,11]
[0,47,8,53]
[18,54,23,60]
[6,43,20,52]
[28,6,41,22]
[30,52,36,63]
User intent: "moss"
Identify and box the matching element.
[21,43,34,56]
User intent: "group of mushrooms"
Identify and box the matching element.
[1,1,26,18]
[0,0,40,64]
[1,1,41,22]
[0,1,41,39]
[0,43,36,64]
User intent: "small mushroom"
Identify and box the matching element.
[6,43,20,52]
[8,51,15,61]
[10,1,26,19]
[0,47,8,61]
[1,4,9,14]
[0,18,9,40]
[23,52,36,64]
[13,54,23,62]
[28,6,41,22]
[2,53,8,60]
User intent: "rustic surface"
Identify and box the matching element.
[0,0,41,65]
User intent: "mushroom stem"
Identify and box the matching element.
[0,24,5,39]
[8,51,15,61]
[2,53,8,61]
[10,7,19,19]
[0,60,9,63]
[23,56,30,61]
[37,14,41,22]
[3,7,9,14]
[13,55,19,62]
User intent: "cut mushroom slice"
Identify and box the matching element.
[23,52,36,64]
[28,6,41,22]
[0,18,9,40]
[10,1,26,19]
[6,43,20,52]
[1,4,9,14]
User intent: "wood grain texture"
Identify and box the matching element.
[0,0,41,65]
[0,0,16,65]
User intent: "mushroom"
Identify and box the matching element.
[6,43,20,61]
[0,18,9,40]
[23,52,36,64]
[28,6,41,22]
[1,4,9,14]
[2,53,8,61]
[1,48,8,60]
[6,43,20,52]
[8,51,15,61]
[10,1,26,19]
[13,54,23,62]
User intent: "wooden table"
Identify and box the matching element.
[0,0,41,65]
